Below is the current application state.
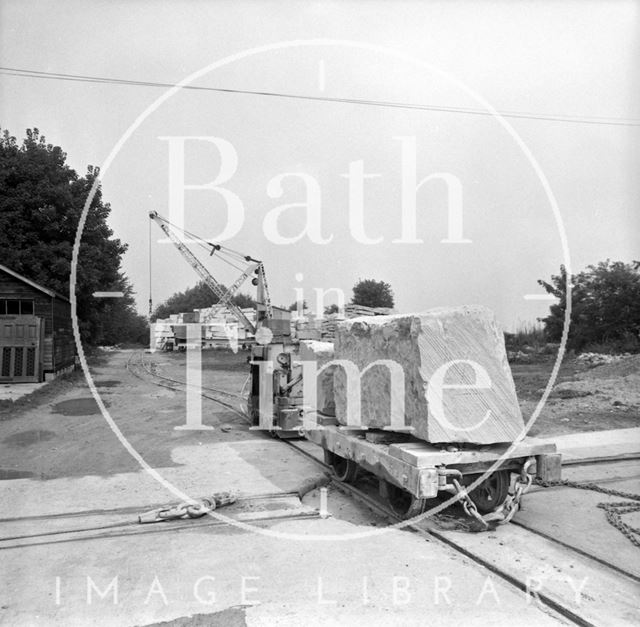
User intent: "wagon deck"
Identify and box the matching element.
[304,417,561,522]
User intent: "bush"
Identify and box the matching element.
[538,260,640,352]
[504,323,546,353]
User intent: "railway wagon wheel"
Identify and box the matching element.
[324,451,359,483]
[464,470,510,514]
[380,480,427,519]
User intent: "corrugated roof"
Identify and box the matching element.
[0,264,71,303]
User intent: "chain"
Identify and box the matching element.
[534,477,640,547]
[485,457,534,526]
[447,457,535,530]
[138,491,237,524]
[451,478,489,529]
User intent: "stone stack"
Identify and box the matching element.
[293,318,322,341]
[320,315,341,340]
[345,304,395,318]
[332,306,524,444]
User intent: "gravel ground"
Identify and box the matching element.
[513,354,640,437]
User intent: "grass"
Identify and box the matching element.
[504,322,549,353]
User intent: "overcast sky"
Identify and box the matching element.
[1,0,638,330]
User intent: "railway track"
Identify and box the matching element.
[118,349,640,625]
[125,349,249,421]
[0,492,320,551]
[282,439,640,625]
[282,432,640,570]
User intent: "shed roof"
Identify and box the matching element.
[0,264,70,303]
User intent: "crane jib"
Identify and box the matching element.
[148,212,270,335]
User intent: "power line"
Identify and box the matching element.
[148,217,153,317]
[2,65,639,127]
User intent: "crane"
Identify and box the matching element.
[148,211,273,335]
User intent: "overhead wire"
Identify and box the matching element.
[148,217,153,317]
[2,66,639,127]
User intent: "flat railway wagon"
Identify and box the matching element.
[248,342,561,526]
[303,415,561,524]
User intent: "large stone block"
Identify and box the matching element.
[333,306,524,444]
[298,340,336,415]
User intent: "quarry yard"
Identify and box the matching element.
[514,354,640,438]
[3,4,638,624]
[0,348,639,626]
[2,349,638,481]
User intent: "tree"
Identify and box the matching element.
[152,280,255,320]
[0,128,146,344]
[538,260,640,351]
[287,299,307,312]
[95,278,150,345]
[351,279,395,308]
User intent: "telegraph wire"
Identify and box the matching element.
[2,66,639,127]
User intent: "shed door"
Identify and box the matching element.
[0,316,43,383]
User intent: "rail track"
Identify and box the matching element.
[281,439,640,626]
[0,492,320,551]
[45,349,635,625]
[125,349,249,421]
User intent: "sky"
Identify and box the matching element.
[1,0,638,331]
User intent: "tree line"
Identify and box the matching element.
[538,259,640,352]
[0,128,147,345]
[2,129,637,352]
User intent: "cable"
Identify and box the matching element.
[148,218,153,317]
[152,212,255,288]
[213,253,247,273]
[2,66,639,127]
[157,213,254,260]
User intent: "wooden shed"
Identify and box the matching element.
[0,264,75,382]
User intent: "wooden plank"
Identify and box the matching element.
[306,424,557,468]
[388,438,557,467]
[42,337,53,371]
[51,296,74,371]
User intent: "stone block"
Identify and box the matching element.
[333,306,524,444]
[298,340,336,415]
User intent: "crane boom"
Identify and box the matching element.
[256,264,273,319]
[200,261,260,324]
[149,211,258,334]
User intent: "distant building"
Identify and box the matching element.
[0,264,75,382]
